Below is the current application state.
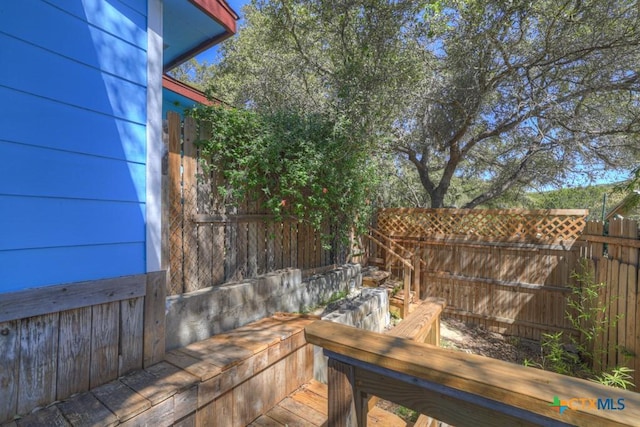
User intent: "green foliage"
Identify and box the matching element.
[524,185,633,220]
[178,0,639,209]
[394,406,419,423]
[566,265,611,353]
[327,290,348,304]
[592,366,635,390]
[525,260,634,389]
[397,0,640,207]
[189,105,376,245]
[298,290,350,314]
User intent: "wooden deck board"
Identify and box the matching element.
[290,388,328,415]
[164,349,221,381]
[248,415,285,426]
[279,397,327,426]
[263,380,409,427]
[264,405,319,427]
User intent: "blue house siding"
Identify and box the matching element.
[0,0,149,292]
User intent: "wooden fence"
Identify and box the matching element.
[581,218,640,387]
[0,272,166,424]
[372,208,640,389]
[371,209,589,341]
[166,112,337,296]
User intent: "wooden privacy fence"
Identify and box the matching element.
[166,112,336,296]
[371,209,589,341]
[581,218,640,387]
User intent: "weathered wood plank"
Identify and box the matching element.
[119,394,174,427]
[196,390,233,426]
[265,404,317,427]
[280,397,327,426]
[179,338,254,371]
[57,391,118,427]
[119,297,144,376]
[249,415,285,426]
[161,120,171,271]
[173,413,196,427]
[90,302,119,389]
[17,313,58,414]
[15,405,69,427]
[237,200,249,280]
[282,221,291,270]
[183,116,199,293]
[247,201,259,278]
[0,274,146,323]
[0,320,19,423]
[57,306,91,399]
[173,385,198,422]
[144,271,166,368]
[120,361,198,406]
[92,380,151,422]
[233,368,269,426]
[267,221,277,271]
[164,349,221,382]
[196,121,214,288]
[168,111,184,294]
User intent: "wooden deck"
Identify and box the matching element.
[251,380,409,427]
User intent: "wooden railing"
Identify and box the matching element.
[383,298,446,427]
[362,230,421,317]
[305,320,640,427]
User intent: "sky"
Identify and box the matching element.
[196,0,248,64]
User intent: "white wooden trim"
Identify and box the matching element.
[146,0,164,272]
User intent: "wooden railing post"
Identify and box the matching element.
[412,253,421,301]
[403,262,411,318]
[328,358,367,427]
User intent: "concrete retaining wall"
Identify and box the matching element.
[314,287,389,383]
[165,264,362,351]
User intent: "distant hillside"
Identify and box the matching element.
[524,184,631,220]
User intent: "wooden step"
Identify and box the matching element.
[362,270,391,287]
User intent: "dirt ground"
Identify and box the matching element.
[439,317,543,364]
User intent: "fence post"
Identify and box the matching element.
[403,262,411,318]
[413,253,421,301]
[167,112,183,295]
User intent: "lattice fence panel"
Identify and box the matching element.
[377,208,588,243]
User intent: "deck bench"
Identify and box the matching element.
[5,315,316,427]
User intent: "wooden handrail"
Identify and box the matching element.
[306,320,640,427]
[369,227,414,258]
[361,233,413,270]
[363,229,423,315]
